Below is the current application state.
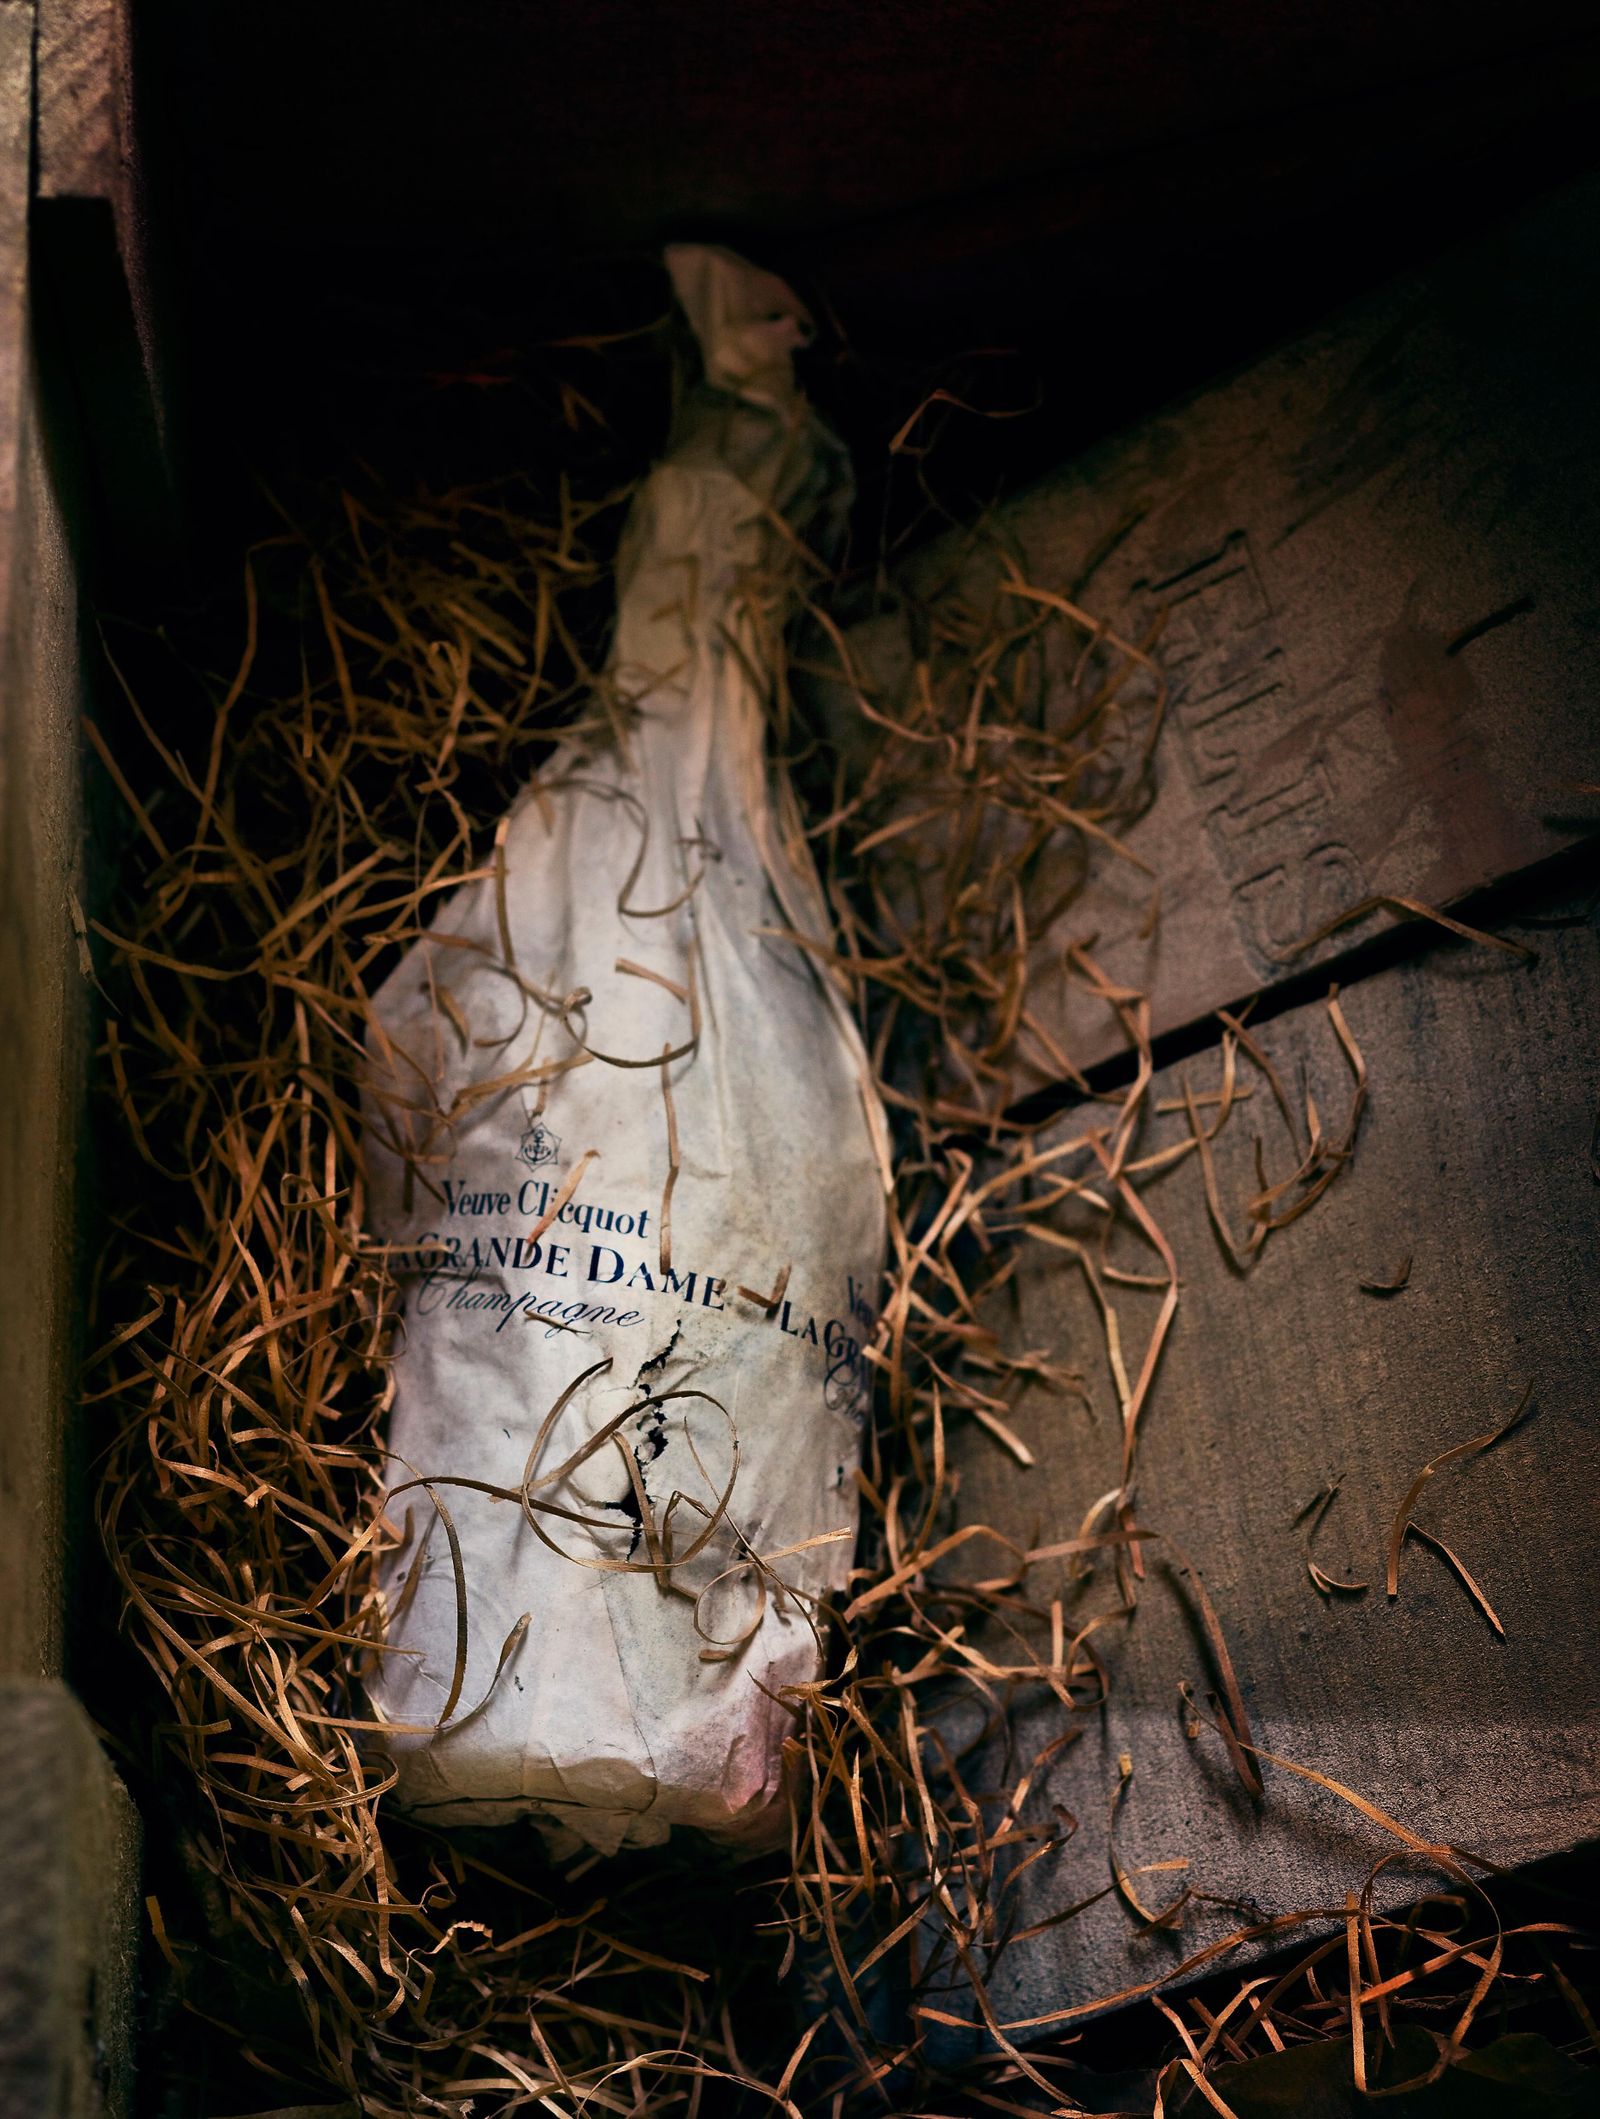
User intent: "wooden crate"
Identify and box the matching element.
[4,1,1599,2103]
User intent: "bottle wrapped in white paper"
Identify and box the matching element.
[363,246,889,1854]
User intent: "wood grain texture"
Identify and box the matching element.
[942,917,1600,2028]
[0,31,142,2110]
[0,0,27,587]
[0,324,93,1683]
[0,1681,139,2116]
[818,178,1600,1084]
[36,0,122,201]
[0,0,80,1681]
[34,0,169,503]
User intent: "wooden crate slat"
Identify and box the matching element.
[815,179,1600,1082]
[945,917,1600,2026]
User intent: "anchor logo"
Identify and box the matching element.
[517,1118,560,1171]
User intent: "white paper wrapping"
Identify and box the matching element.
[363,246,889,1854]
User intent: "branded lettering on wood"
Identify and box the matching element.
[812,180,1600,1081]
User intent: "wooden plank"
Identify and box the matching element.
[0,1681,139,2117]
[135,5,1596,264]
[32,0,179,604]
[945,914,1600,2028]
[0,0,28,614]
[0,0,76,1681]
[817,178,1600,1084]
[36,0,123,202]
[0,18,145,2110]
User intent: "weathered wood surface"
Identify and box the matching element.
[34,0,173,552]
[0,0,79,1682]
[133,5,1600,305]
[0,0,28,605]
[821,178,1600,1083]
[947,914,1600,2028]
[0,10,145,2109]
[0,1680,139,2116]
[36,0,125,202]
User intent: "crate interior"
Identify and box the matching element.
[32,8,1600,2114]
